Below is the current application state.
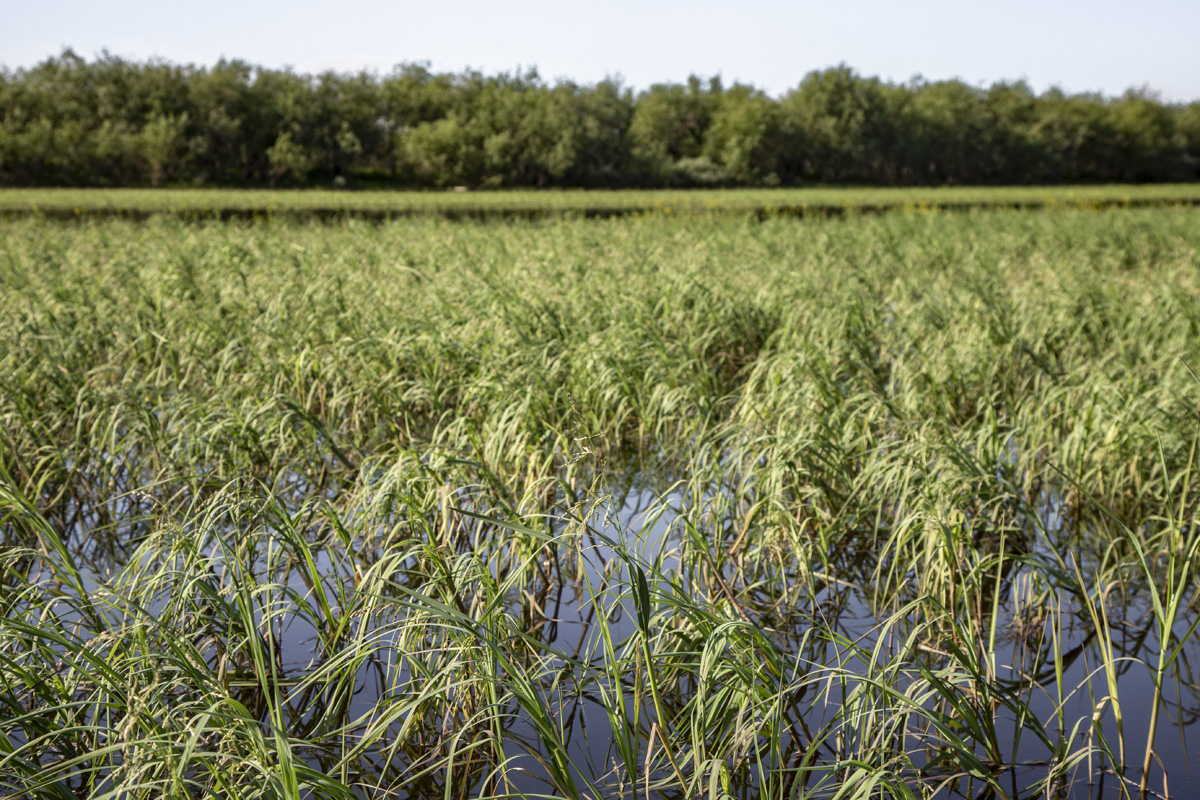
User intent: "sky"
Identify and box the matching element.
[4,0,1200,102]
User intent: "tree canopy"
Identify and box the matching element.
[2,50,1197,187]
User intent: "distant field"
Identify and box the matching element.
[4,183,1200,218]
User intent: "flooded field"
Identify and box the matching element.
[3,208,1200,798]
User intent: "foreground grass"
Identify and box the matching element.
[3,183,1200,219]
[2,209,1200,798]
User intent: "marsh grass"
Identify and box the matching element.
[2,208,1200,798]
[4,184,1200,221]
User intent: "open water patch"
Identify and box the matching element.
[4,466,1200,799]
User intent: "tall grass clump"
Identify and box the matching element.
[3,206,1200,798]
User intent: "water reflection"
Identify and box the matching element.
[7,465,1200,800]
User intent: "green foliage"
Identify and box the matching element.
[778,65,894,182]
[138,111,189,187]
[629,76,719,180]
[704,84,781,183]
[3,51,1199,188]
[266,130,313,185]
[2,209,1200,797]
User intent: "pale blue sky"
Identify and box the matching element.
[5,0,1199,101]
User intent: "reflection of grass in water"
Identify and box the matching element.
[2,208,1200,797]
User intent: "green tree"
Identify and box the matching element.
[1179,102,1200,179]
[779,65,894,183]
[139,112,189,186]
[902,79,992,184]
[1112,88,1186,180]
[629,76,719,182]
[1030,90,1119,181]
[266,129,313,185]
[704,83,781,183]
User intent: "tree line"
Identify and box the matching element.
[3,49,1199,188]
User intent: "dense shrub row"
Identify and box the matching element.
[3,49,1199,188]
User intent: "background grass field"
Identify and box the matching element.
[4,183,1200,219]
